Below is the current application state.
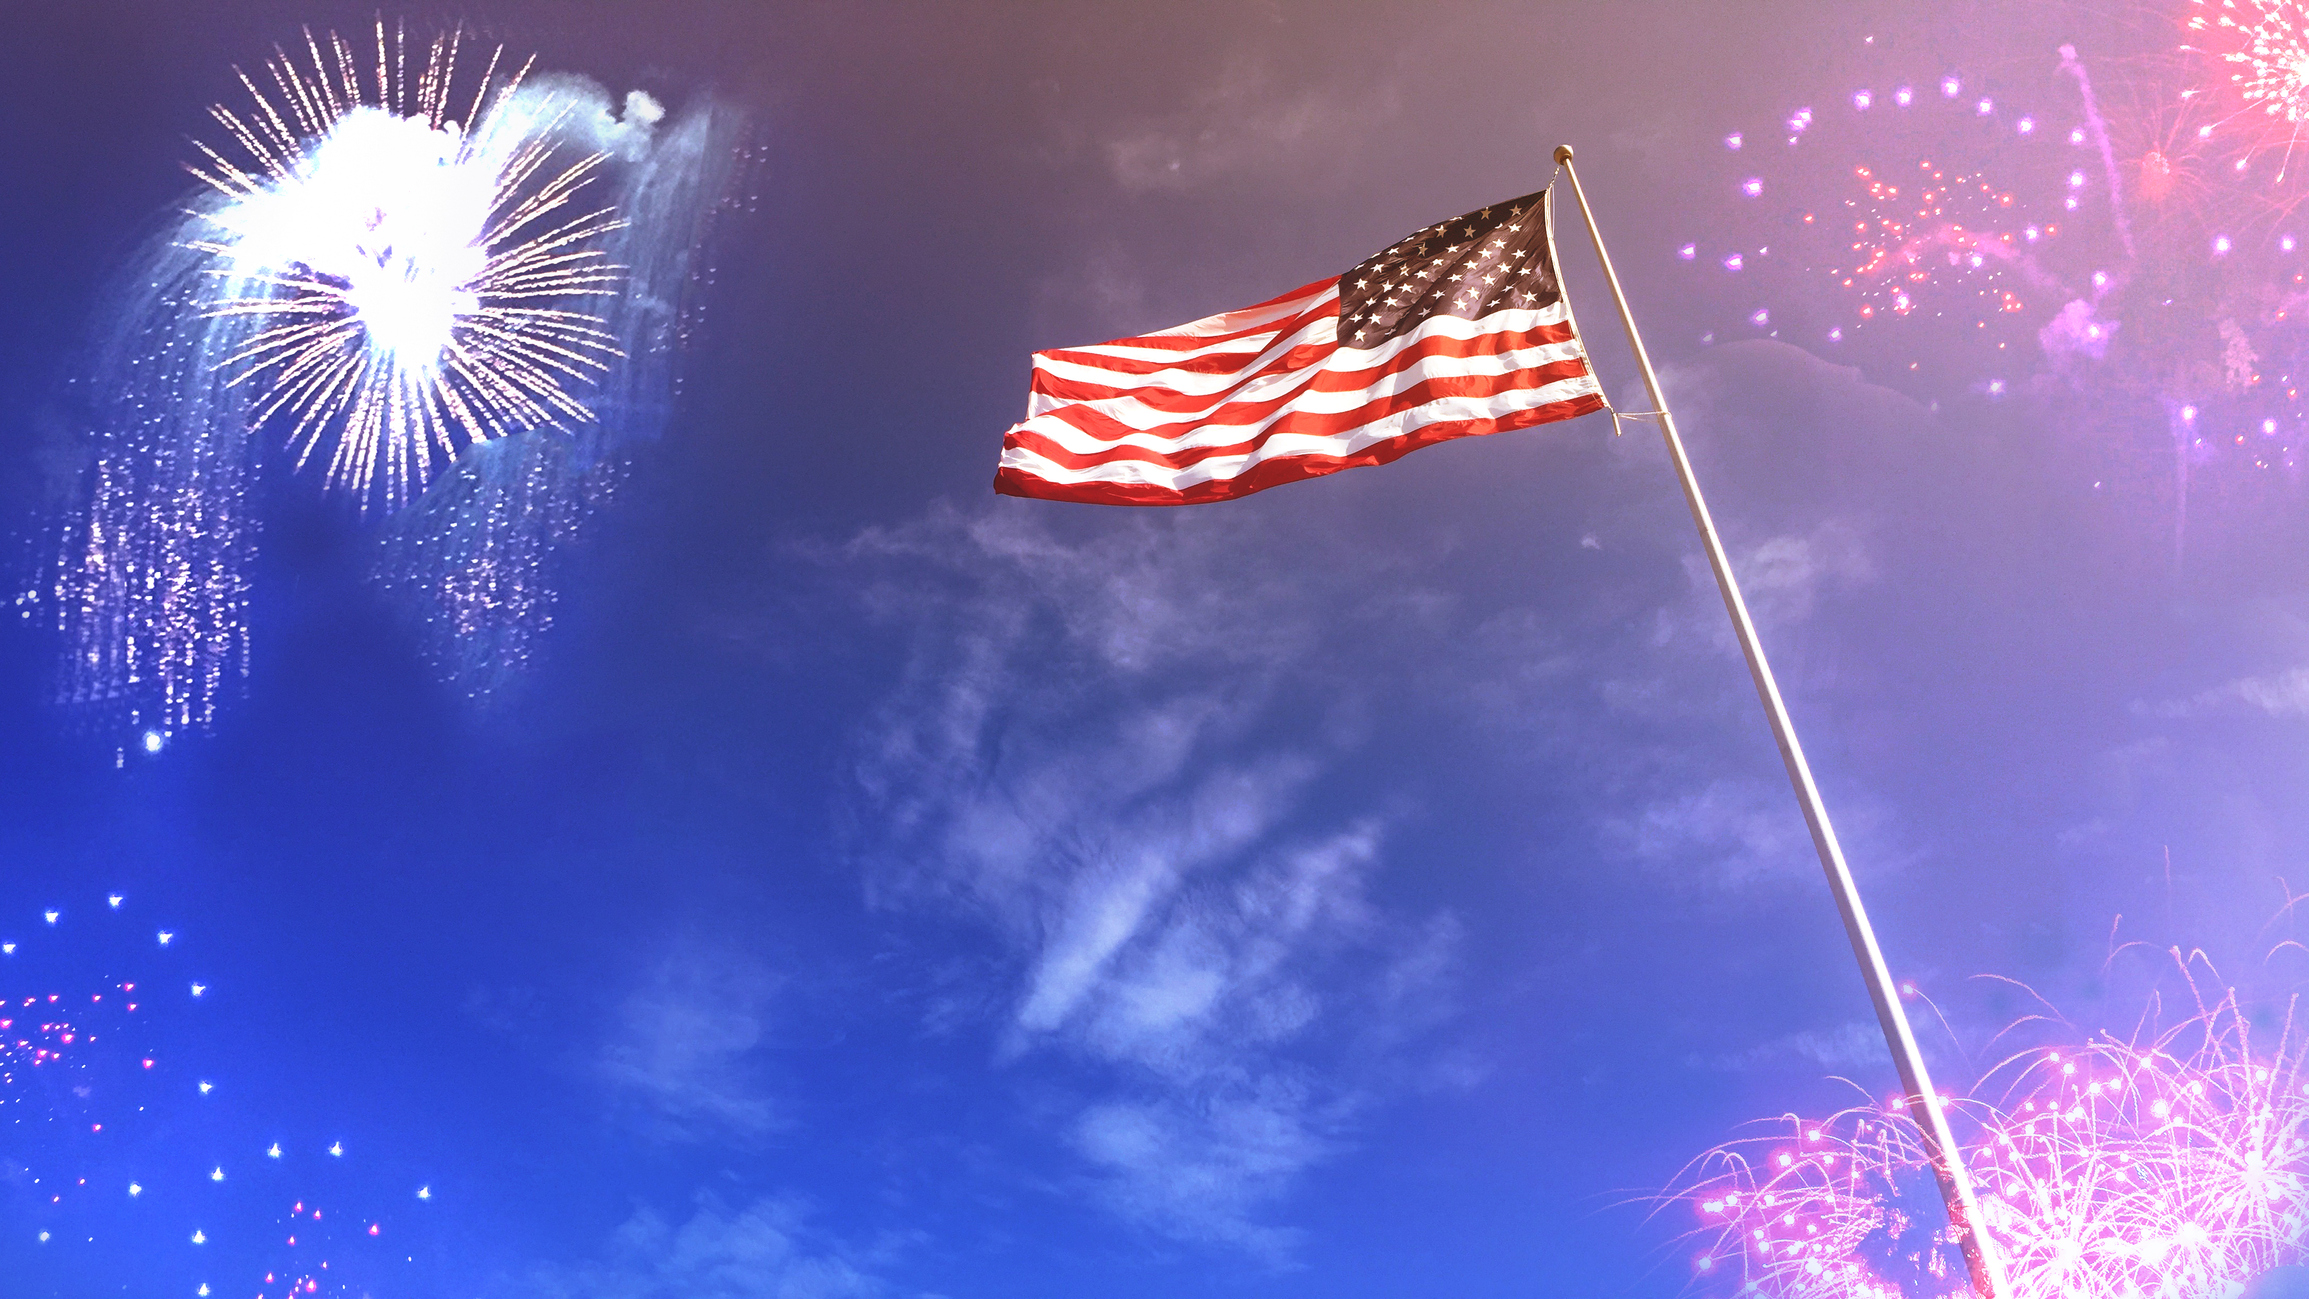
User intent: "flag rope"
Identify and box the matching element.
[1550,143,2014,1299]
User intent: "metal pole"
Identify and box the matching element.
[1550,143,2010,1299]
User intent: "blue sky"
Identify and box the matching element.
[5,2,2309,1296]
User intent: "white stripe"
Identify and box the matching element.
[1028,311,1341,413]
[1031,336,1594,454]
[1029,305,1584,439]
[1035,286,1337,381]
[1055,286,1340,366]
[1124,282,1336,341]
[1333,298,1571,356]
[1002,372,1602,490]
[1035,299,1571,405]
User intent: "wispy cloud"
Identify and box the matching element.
[1690,1020,1885,1073]
[839,504,1458,1257]
[1098,55,1398,194]
[598,946,785,1140]
[1616,777,1816,888]
[514,1195,891,1299]
[2145,666,2309,720]
[1462,514,1881,892]
[1728,521,1873,633]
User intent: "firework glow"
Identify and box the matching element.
[367,78,744,699]
[34,26,737,742]
[1678,18,2309,578]
[192,26,626,509]
[0,895,434,1299]
[2185,0,2309,184]
[1678,967,2309,1298]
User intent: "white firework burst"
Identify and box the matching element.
[189,25,625,508]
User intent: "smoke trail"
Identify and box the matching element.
[2060,44,2136,263]
[370,83,746,699]
[2167,397,2195,572]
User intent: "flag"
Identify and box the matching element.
[994,188,1606,506]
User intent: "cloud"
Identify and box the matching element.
[515,1195,889,1299]
[2147,666,2309,720]
[839,504,1458,1256]
[1098,56,1398,193]
[1069,1087,1325,1259]
[598,946,784,1140]
[1625,519,1884,891]
[1691,1020,1885,1073]
[1617,777,1816,889]
[1653,520,1872,659]
[1727,521,1873,631]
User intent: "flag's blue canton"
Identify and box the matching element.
[1340,188,1563,348]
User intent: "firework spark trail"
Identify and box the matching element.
[45,209,263,745]
[1677,969,2309,1299]
[372,432,622,701]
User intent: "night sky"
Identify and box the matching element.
[4,3,2308,1296]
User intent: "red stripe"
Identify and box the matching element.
[994,390,1606,506]
[1037,301,1338,377]
[1036,338,1338,413]
[1019,357,1601,468]
[1044,279,1337,358]
[1032,317,1582,415]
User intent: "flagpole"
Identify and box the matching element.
[1550,144,2011,1299]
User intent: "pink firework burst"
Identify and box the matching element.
[1676,972,2309,1298]
[2184,0,2309,186]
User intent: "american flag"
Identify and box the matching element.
[994,187,1606,506]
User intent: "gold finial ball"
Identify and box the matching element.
[1553,144,1574,165]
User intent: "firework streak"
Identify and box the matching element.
[36,25,739,738]
[190,26,625,510]
[1679,983,2309,1298]
[2186,0,2309,186]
